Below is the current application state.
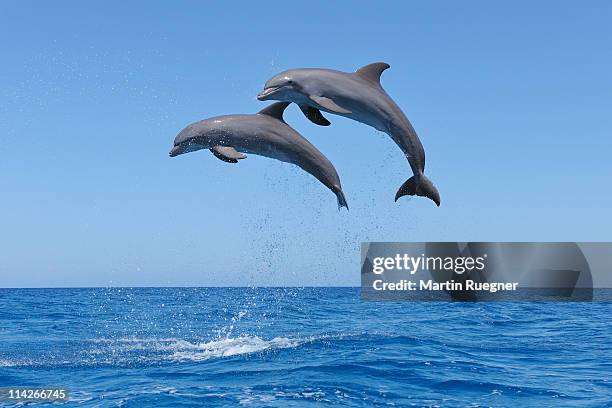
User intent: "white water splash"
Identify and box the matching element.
[88,335,303,362]
[168,336,300,361]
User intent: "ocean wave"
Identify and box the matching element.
[0,332,403,368]
[87,333,366,363]
[0,334,344,368]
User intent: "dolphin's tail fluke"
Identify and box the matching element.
[395,175,440,207]
[336,190,349,211]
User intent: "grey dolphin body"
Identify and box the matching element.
[169,102,348,209]
[257,63,440,206]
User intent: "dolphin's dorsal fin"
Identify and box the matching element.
[210,146,246,163]
[258,101,291,122]
[355,62,390,85]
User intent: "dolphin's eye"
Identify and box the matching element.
[287,79,293,84]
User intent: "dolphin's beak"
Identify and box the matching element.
[169,145,183,157]
[257,86,280,101]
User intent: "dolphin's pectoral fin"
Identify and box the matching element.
[298,104,331,126]
[210,146,247,163]
[355,62,390,86]
[309,95,351,114]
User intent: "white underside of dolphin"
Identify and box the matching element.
[257,62,440,207]
[169,102,348,209]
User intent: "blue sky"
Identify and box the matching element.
[0,1,610,287]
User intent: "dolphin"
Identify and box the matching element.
[169,102,348,209]
[257,62,440,206]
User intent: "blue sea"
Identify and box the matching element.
[0,288,610,407]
